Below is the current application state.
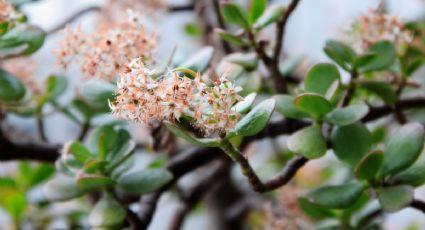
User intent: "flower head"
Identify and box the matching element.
[0,0,21,24]
[55,11,156,81]
[349,8,412,52]
[110,58,243,136]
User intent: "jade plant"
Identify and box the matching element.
[0,0,425,229]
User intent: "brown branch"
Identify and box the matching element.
[411,199,425,214]
[362,97,425,122]
[271,0,301,93]
[168,4,195,13]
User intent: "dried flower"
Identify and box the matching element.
[350,8,412,52]
[55,10,156,81]
[0,0,21,24]
[1,57,41,94]
[110,58,243,136]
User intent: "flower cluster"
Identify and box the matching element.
[0,0,21,25]
[110,58,243,136]
[100,0,165,24]
[55,11,156,81]
[351,9,412,52]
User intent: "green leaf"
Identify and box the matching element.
[325,105,369,126]
[331,122,372,166]
[249,0,267,24]
[117,169,173,194]
[298,197,336,220]
[377,185,413,212]
[88,192,126,228]
[76,175,114,191]
[308,182,365,209]
[27,164,55,187]
[220,2,250,28]
[43,176,85,201]
[215,29,249,46]
[378,123,424,178]
[359,81,397,104]
[274,94,309,119]
[2,192,27,223]
[305,63,341,96]
[0,24,45,55]
[230,98,275,137]
[390,155,425,187]
[65,141,94,163]
[0,68,26,102]
[224,52,258,71]
[232,92,257,113]
[323,40,356,71]
[354,150,384,181]
[81,80,115,112]
[294,93,333,118]
[353,53,376,69]
[184,23,201,37]
[45,75,68,98]
[288,125,327,159]
[180,46,214,73]
[83,159,108,174]
[357,41,396,73]
[253,5,285,30]
[165,122,222,147]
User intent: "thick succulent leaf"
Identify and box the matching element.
[378,123,424,178]
[180,46,214,72]
[294,93,333,118]
[220,2,250,29]
[89,192,126,228]
[45,75,68,98]
[288,125,327,159]
[298,197,336,220]
[354,150,384,181]
[359,81,397,104]
[249,0,267,24]
[390,153,425,187]
[165,122,222,147]
[325,104,369,126]
[357,41,396,73]
[76,175,114,191]
[323,40,356,71]
[274,94,309,119]
[215,29,249,46]
[253,5,285,30]
[305,63,341,96]
[308,182,366,209]
[43,176,85,201]
[117,169,173,195]
[232,92,257,113]
[331,122,372,166]
[0,24,45,55]
[0,68,26,102]
[230,98,275,137]
[377,185,413,212]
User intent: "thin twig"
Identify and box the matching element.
[411,199,425,213]
[212,0,233,54]
[168,4,195,12]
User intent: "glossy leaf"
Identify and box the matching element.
[180,46,214,72]
[390,155,425,187]
[294,93,333,118]
[249,0,267,23]
[378,123,424,178]
[43,176,85,201]
[355,150,384,181]
[89,192,126,228]
[0,69,26,102]
[220,2,250,29]
[82,80,115,112]
[288,125,327,159]
[232,92,257,113]
[298,197,336,220]
[215,29,248,46]
[253,5,285,30]
[0,24,45,55]
[65,141,94,163]
[357,41,396,73]
[230,98,275,137]
[165,122,222,147]
[274,94,309,119]
[45,75,68,98]
[377,185,413,212]
[305,63,341,96]
[308,182,365,209]
[323,40,356,71]
[117,169,173,195]
[331,122,372,166]
[224,52,258,71]
[359,81,397,104]
[325,104,369,126]
[76,175,114,191]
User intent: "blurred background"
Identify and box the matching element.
[1,0,425,229]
